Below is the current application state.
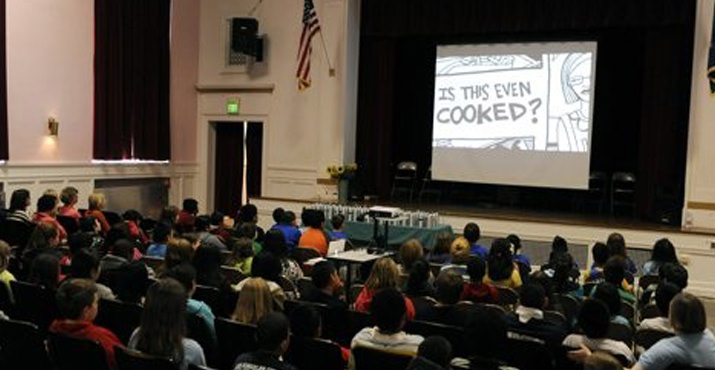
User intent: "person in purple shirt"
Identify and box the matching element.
[270,209,301,251]
[464,223,487,259]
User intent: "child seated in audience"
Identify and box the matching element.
[289,304,350,364]
[399,239,425,274]
[122,209,148,246]
[165,263,216,337]
[58,186,81,222]
[606,233,637,275]
[551,252,583,299]
[585,242,610,283]
[642,238,678,276]
[455,305,511,369]
[6,189,32,225]
[32,194,68,241]
[426,232,453,264]
[405,259,437,300]
[302,260,348,311]
[329,214,348,240]
[50,279,123,370]
[79,216,105,253]
[270,209,301,250]
[233,312,297,370]
[85,192,110,235]
[350,288,424,363]
[505,282,568,349]
[233,252,287,307]
[0,241,16,292]
[486,238,522,289]
[146,222,171,257]
[563,299,635,366]
[23,221,62,268]
[460,257,498,304]
[28,253,61,292]
[263,229,304,284]
[508,233,531,271]
[193,244,227,289]
[298,209,329,256]
[115,261,150,305]
[100,239,137,281]
[195,215,227,251]
[604,256,636,303]
[237,222,263,255]
[407,336,453,370]
[463,222,487,258]
[129,278,206,370]
[228,237,255,275]
[419,270,470,326]
[355,257,416,319]
[177,198,199,232]
[591,282,630,326]
[439,236,471,275]
[236,204,265,243]
[231,277,277,325]
[638,282,681,334]
[70,249,115,300]
[209,211,232,242]
[161,238,195,274]
[641,262,688,307]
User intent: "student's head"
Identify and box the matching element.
[463,223,481,244]
[365,257,400,290]
[652,238,677,264]
[466,257,487,283]
[238,204,259,224]
[552,236,568,254]
[0,241,10,273]
[56,279,99,322]
[36,194,58,214]
[506,234,522,253]
[520,282,547,309]
[659,262,688,289]
[591,282,621,318]
[88,192,106,211]
[592,242,610,267]
[165,238,194,270]
[584,352,623,370]
[9,189,30,211]
[578,299,610,339]
[606,233,627,257]
[272,208,285,224]
[232,237,255,260]
[450,237,471,265]
[256,312,291,355]
[312,261,340,292]
[192,245,223,285]
[182,198,199,214]
[263,229,288,257]
[464,306,508,360]
[105,226,130,249]
[251,252,282,283]
[122,210,143,224]
[70,249,101,281]
[136,278,188,360]
[115,262,150,304]
[552,252,576,291]
[487,238,514,281]
[417,336,453,369]
[282,211,297,226]
[433,232,453,256]
[290,304,322,339]
[405,259,430,295]
[669,292,706,334]
[655,282,682,318]
[371,288,407,334]
[530,270,555,297]
[29,253,61,289]
[233,277,275,325]
[603,256,626,286]
[160,206,179,225]
[194,215,211,232]
[26,222,60,250]
[111,239,136,261]
[435,270,464,305]
[60,187,79,207]
[152,222,172,244]
[302,209,325,229]
[165,263,196,296]
[331,214,345,231]
[210,211,225,227]
[399,239,424,271]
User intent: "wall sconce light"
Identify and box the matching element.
[48,117,59,136]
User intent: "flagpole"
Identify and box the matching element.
[317,29,336,77]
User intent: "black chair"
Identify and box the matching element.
[215,318,258,370]
[292,247,321,265]
[606,322,633,345]
[296,277,314,297]
[47,332,110,370]
[418,166,441,203]
[553,294,581,325]
[193,285,221,314]
[0,219,34,248]
[405,320,466,357]
[103,211,123,227]
[95,299,143,344]
[620,300,636,323]
[284,337,345,370]
[610,172,636,216]
[543,310,568,327]
[496,286,519,311]
[57,215,80,235]
[10,280,58,331]
[476,302,507,316]
[220,266,248,285]
[0,318,53,370]
[390,161,418,202]
[634,329,674,350]
[347,309,374,341]
[186,313,218,367]
[349,283,364,305]
[352,346,413,370]
[587,171,609,214]
[504,331,554,370]
[640,303,661,320]
[115,346,178,370]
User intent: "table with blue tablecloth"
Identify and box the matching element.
[342,221,454,249]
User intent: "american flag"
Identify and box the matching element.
[297,0,321,91]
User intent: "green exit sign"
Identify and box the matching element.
[226,98,240,115]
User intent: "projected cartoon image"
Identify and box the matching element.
[432,47,595,153]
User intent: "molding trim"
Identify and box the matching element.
[195,84,275,93]
[687,201,715,210]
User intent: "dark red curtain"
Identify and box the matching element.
[0,0,7,160]
[246,122,263,198]
[214,123,245,217]
[94,0,171,160]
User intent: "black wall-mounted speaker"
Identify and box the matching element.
[231,18,261,59]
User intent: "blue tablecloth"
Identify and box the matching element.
[343,221,453,250]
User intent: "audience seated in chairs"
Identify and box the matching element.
[585,242,610,284]
[454,304,512,370]
[399,239,425,275]
[463,223,487,259]
[236,204,265,244]
[460,257,498,304]
[407,336,453,370]
[227,237,255,275]
[508,233,531,272]
[22,222,62,273]
[298,209,329,257]
[192,245,227,289]
[638,282,681,334]
[329,214,349,241]
[85,193,111,235]
[233,251,288,306]
[404,260,438,318]
[6,189,32,226]
[114,261,150,305]
[195,216,227,251]
[49,279,122,370]
[302,260,348,311]
[28,252,62,292]
[439,236,471,276]
[270,209,302,251]
[165,263,216,338]
[591,282,631,327]
[232,277,277,325]
[350,288,424,364]
[234,312,297,370]
[643,239,678,277]
[355,257,416,320]
[606,233,637,275]
[288,303,349,365]
[486,238,523,290]
[604,256,636,304]
[33,194,67,241]
[58,186,82,222]
[177,198,199,233]
[70,249,115,300]
[146,222,171,258]
[505,282,568,349]
[100,239,137,288]
[641,262,688,308]
[263,229,304,285]
[129,278,206,370]
[418,270,471,326]
[426,232,453,265]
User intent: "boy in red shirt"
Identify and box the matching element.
[50,279,123,370]
[460,257,499,303]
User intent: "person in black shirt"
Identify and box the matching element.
[302,261,347,311]
[418,269,473,326]
[233,312,297,370]
[505,282,568,349]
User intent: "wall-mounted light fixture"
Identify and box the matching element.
[48,117,59,136]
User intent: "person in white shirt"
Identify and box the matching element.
[638,282,681,334]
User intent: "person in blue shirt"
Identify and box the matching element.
[507,234,530,270]
[329,214,348,240]
[146,222,171,257]
[270,209,301,252]
[166,263,216,340]
[464,222,487,259]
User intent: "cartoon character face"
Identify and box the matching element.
[568,59,592,103]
